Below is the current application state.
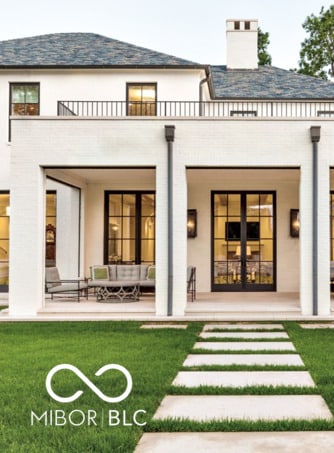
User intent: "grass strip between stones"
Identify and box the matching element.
[168,385,319,395]
[146,418,334,432]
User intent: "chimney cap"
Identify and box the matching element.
[226,19,258,31]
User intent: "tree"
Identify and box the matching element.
[258,27,272,66]
[298,6,334,80]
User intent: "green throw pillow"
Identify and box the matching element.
[93,267,109,280]
[147,266,155,280]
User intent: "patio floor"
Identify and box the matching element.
[1,291,334,321]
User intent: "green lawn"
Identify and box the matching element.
[0,321,202,452]
[1,321,334,452]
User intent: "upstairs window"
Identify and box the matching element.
[10,83,40,116]
[127,83,157,116]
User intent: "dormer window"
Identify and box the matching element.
[127,83,157,116]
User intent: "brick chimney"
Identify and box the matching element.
[226,19,258,69]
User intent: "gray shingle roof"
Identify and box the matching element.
[1,32,333,99]
[0,32,200,67]
[211,65,334,99]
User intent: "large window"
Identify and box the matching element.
[0,193,10,292]
[127,83,157,116]
[0,191,58,291]
[105,192,155,264]
[45,192,57,267]
[331,193,334,260]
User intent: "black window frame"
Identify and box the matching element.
[0,191,10,292]
[126,83,157,116]
[104,191,156,265]
[211,190,276,292]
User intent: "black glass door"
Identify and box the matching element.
[212,191,276,291]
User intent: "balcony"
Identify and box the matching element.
[57,100,334,119]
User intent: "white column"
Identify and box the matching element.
[317,160,331,315]
[56,183,81,279]
[173,161,187,316]
[155,163,168,315]
[9,165,46,316]
[299,162,313,315]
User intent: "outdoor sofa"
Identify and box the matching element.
[89,264,196,301]
[89,264,155,301]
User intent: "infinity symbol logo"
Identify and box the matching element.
[46,364,133,403]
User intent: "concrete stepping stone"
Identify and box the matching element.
[194,341,296,351]
[172,371,315,388]
[135,431,334,453]
[299,323,334,329]
[183,354,304,366]
[200,332,289,339]
[153,395,332,422]
[140,324,188,329]
[203,323,284,331]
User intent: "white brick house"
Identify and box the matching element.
[1,20,334,317]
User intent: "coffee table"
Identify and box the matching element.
[95,281,140,302]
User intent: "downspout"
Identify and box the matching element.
[310,126,321,316]
[199,74,210,116]
[165,125,175,316]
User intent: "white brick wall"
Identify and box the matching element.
[8,117,334,316]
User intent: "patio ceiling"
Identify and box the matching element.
[46,168,156,185]
[187,169,300,185]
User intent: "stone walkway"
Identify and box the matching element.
[135,322,334,452]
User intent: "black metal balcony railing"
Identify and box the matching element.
[57,100,334,119]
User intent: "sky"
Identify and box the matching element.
[1,0,333,70]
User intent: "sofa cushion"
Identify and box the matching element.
[91,265,109,281]
[139,279,155,287]
[147,265,155,280]
[116,265,140,281]
[48,282,88,293]
[330,261,334,280]
[108,265,117,281]
[45,267,61,289]
[139,264,149,280]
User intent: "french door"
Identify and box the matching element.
[212,191,276,291]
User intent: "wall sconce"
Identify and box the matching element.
[290,209,299,237]
[187,209,197,238]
